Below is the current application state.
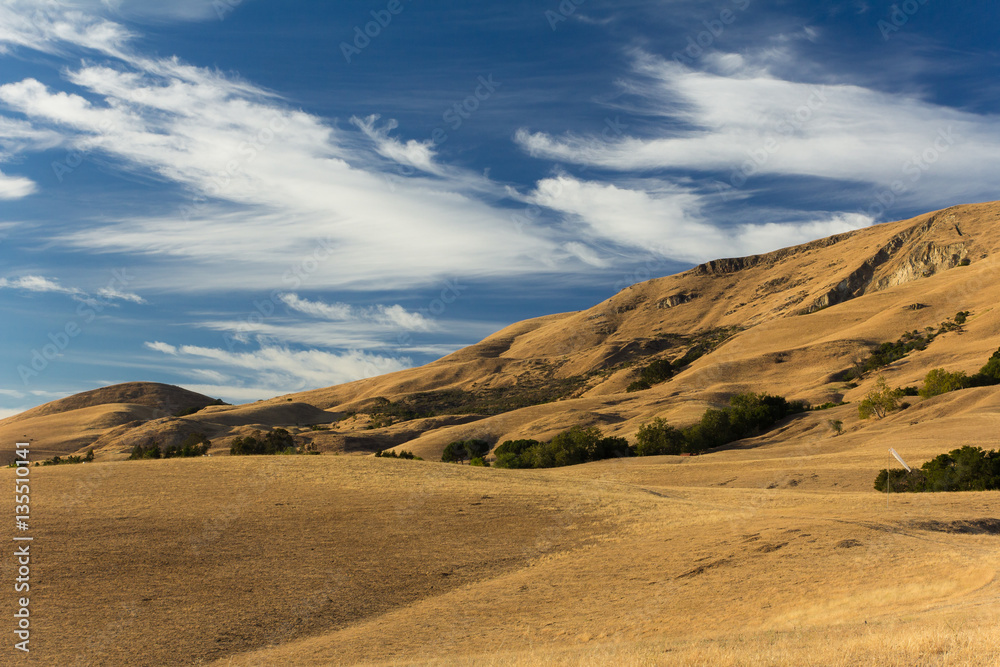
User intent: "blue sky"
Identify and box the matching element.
[0,0,998,416]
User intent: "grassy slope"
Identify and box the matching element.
[3,437,998,666]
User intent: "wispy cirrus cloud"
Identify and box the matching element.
[0,274,145,305]
[528,174,873,260]
[144,342,410,397]
[279,293,434,331]
[0,275,83,295]
[516,50,1000,213]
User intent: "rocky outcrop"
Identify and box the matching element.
[657,293,697,309]
[800,216,970,314]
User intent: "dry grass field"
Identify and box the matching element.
[3,440,997,665]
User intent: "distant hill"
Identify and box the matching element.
[3,201,999,463]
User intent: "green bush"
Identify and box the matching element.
[974,347,1000,384]
[493,439,540,469]
[858,376,903,420]
[493,429,632,469]
[635,418,686,456]
[40,449,95,466]
[129,442,162,460]
[875,446,1000,492]
[163,433,211,459]
[626,359,676,392]
[375,449,421,460]
[230,429,296,456]
[918,368,970,398]
[442,439,490,464]
[469,457,489,467]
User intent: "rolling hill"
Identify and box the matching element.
[3,201,1000,665]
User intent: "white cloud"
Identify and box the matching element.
[97,286,146,303]
[146,343,411,393]
[516,51,1000,211]
[279,293,433,331]
[0,169,35,199]
[0,407,28,420]
[184,368,229,384]
[0,57,562,291]
[144,341,178,355]
[0,1,132,57]
[528,175,874,261]
[176,384,279,404]
[0,275,82,295]
[351,114,442,175]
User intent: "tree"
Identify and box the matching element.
[441,441,468,464]
[976,348,1000,383]
[591,436,631,460]
[492,439,539,469]
[919,368,970,398]
[828,419,844,436]
[545,427,600,467]
[635,418,686,456]
[858,375,903,420]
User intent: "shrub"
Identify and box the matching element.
[40,449,95,466]
[230,429,296,456]
[493,430,632,469]
[828,419,844,436]
[635,418,686,456]
[858,376,903,420]
[954,311,970,326]
[627,358,676,392]
[375,449,421,460]
[493,439,540,469]
[875,446,1000,492]
[163,433,211,458]
[129,442,162,460]
[976,347,1000,382]
[918,368,970,398]
[959,258,971,266]
[442,439,490,464]
[469,457,489,467]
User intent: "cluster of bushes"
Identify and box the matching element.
[442,439,491,465]
[903,345,1000,404]
[362,378,590,427]
[845,330,934,380]
[492,428,630,469]
[637,392,807,455]
[875,446,1000,492]
[40,449,95,466]
[627,328,742,392]
[229,429,296,456]
[810,401,849,411]
[488,392,804,469]
[859,344,1000,420]
[627,359,676,392]
[374,449,421,460]
[129,434,212,460]
[845,313,971,381]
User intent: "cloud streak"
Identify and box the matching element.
[516,51,1000,213]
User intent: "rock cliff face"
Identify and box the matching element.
[801,212,972,314]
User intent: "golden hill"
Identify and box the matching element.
[3,201,1000,463]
